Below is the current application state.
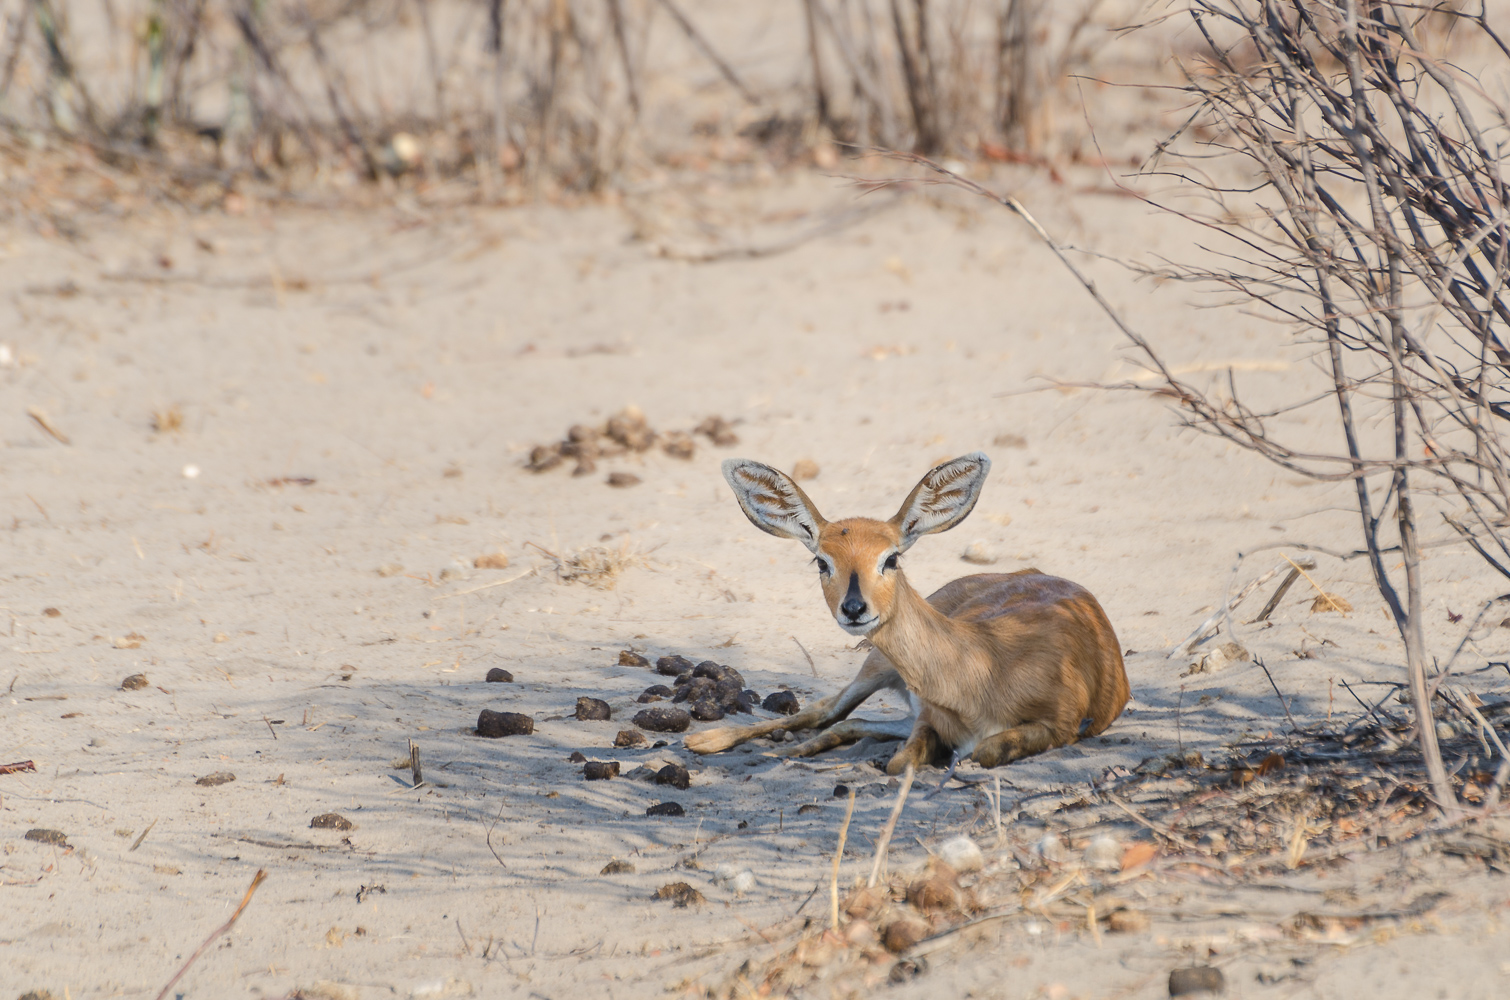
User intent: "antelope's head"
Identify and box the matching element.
[722,454,991,636]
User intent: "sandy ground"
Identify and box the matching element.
[4,165,1510,999]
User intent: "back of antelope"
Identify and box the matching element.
[683,452,1130,774]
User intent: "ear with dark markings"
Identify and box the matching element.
[890,452,991,552]
[722,459,827,553]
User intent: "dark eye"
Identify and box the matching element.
[884,553,899,571]
[815,557,832,576]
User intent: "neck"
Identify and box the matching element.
[868,572,984,713]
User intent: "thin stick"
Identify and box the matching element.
[1281,553,1346,613]
[153,869,267,1000]
[129,817,158,852]
[1255,567,1302,622]
[0,760,36,774]
[653,0,759,105]
[791,635,818,678]
[433,567,535,598]
[1108,796,1196,850]
[27,407,70,445]
[485,799,508,870]
[409,739,423,787]
[830,787,856,931]
[1255,656,1299,733]
[262,715,278,740]
[867,764,915,887]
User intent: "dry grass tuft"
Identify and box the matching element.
[151,406,184,434]
[552,540,647,590]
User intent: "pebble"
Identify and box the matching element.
[797,803,822,815]
[120,673,148,691]
[614,730,647,748]
[568,751,588,763]
[961,540,998,565]
[656,654,694,677]
[1084,835,1124,871]
[477,709,534,737]
[762,691,800,715]
[646,801,685,817]
[485,667,514,683]
[1037,832,1072,864]
[633,706,691,733]
[310,813,355,831]
[601,859,635,875]
[583,761,620,780]
[655,764,691,789]
[638,684,673,703]
[938,835,984,873]
[689,698,725,721]
[575,696,612,721]
[618,650,650,667]
[1168,966,1225,997]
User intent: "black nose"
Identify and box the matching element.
[841,572,866,620]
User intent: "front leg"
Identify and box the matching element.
[971,722,1058,768]
[885,710,946,775]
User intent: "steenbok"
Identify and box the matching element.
[684,453,1129,774]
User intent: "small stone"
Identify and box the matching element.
[791,458,819,481]
[833,784,850,798]
[310,813,355,831]
[377,563,404,577]
[655,764,691,790]
[618,650,650,667]
[961,540,998,565]
[653,881,704,907]
[938,835,984,873]
[575,696,612,721]
[1168,966,1225,997]
[883,915,929,952]
[120,673,148,691]
[614,729,647,747]
[24,829,68,847]
[477,709,534,737]
[797,803,822,815]
[485,667,514,683]
[568,751,588,763]
[689,698,725,722]
[474,552,510,569]
[1037,832,1072,864]
[606,472,641,488]
[770,728,788,742]
[633,706,691,733]
[646,801,685,817]
[674,676,714,703]
[1108,908,1150,933]
[656,654,694,676]
[195,772,235,787]
[639,685,673,701]
[601,859,635,875]
[1084,835,1123,871]
[584,761,620,780]
[42,607,60,617]
[762,691,800,715]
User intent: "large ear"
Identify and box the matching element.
[722,459,827,552]
[889,452,991,551]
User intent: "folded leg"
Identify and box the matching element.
[971,722,1060,768]
[776,717,914,758]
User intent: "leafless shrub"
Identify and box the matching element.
[1120,0,1510,821]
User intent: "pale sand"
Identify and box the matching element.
[3,168,1509,998]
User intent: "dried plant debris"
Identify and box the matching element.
[310,813,355,831]
[618,650,650,667]
[544,540,647,589]
[526,408,741,479]
[654,881,705,907]
[195,772,236,787]
[25,829,68,847]
[120,673,149,690]
[713,688,1510,998]
[601,859,635,875]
